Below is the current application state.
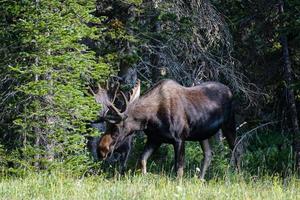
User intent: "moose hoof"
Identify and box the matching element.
[140,160,147,175]
[176,167,184,178]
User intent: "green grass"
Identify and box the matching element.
[0,172,299,200]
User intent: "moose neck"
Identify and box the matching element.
[123,79,175,133]
[125,94,160,131]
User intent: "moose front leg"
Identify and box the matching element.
[173,140,185,178]
[119,146,132,175]
[199,139,212,179]
[139,139,161,174]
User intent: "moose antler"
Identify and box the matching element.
[88,81,120,104]
[88,79,141,122]
[128,79,140,103]
[106,91,128,120]
[105,79,141,122]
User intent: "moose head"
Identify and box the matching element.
[89,79,141,159]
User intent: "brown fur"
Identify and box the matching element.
[98,134,113,159]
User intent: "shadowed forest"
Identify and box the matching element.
[1,0,300,199]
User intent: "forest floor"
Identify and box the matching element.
[0,172,299,200]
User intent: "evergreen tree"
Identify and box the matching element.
[0,0,110,173]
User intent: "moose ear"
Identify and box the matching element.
[106,119,121,124]
[105,113,128,124]
[105,115,122,124]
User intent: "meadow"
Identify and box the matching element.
[0,172,299,200]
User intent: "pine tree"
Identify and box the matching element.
[0,0,110,172]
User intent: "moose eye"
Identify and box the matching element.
[111,134,118,139]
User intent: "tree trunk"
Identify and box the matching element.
[118,4,138,87]
[278,0,300,172]
[149,0,165,83]
[95,0,137,87]
[44,47,55,162]
[33,0,42,170]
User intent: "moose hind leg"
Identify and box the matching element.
[139,139,161,174]
[173,140,185,178]
[199,139,212,180]
[215,129,224,144]
[222,110,236,150]
[222,113,241,171]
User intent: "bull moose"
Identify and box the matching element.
[97,79,236,178]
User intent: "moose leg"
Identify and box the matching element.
[221,112,241,171]
[222,125,236,150]
[139,139,161,174]
[222,124,238,168]
[173,140,185,178]
[221,110,236,150]
[199,139,212,179]
[215,129,224,144]
[120,146,132,175]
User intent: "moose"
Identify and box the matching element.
[96,79,236,179]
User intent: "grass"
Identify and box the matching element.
[0,171,299,200]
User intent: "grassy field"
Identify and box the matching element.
[0,172,299,200]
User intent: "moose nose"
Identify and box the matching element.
[100,151,108,160]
